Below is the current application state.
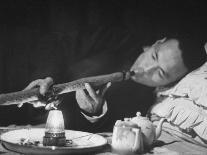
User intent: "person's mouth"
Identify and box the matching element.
[130,67,144,74]
[130,67,145,80]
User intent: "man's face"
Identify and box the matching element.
[130,38,188,87]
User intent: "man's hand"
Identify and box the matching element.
[76,82,111,115]
[18,77,54,108]
[24,77,53,95]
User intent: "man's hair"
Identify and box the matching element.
[159,32,207,72]
[175,34,207,72]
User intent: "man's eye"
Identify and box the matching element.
[152,51,157,60]
[158,69,165,79]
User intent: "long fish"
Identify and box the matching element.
[0,71,134,107]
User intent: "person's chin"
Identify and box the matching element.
[131,76,139,82]
[131,77,155,87]
[131,76,145,84]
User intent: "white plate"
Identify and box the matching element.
[0,128,107,154]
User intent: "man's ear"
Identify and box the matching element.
[155,37,166,44]
[143,46,150,52]
[143,38,167,52]
[204,42,207,54]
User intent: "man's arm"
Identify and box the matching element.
[76,83,111,123]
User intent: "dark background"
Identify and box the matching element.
[0,0,206,130]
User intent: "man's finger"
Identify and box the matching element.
[24,77,54,96]
[85,83,98,102]
[76,89,92,105]
[76,89,93,112]
[23,79,43,91]
[39,77,54,96]
[101,82,111,96]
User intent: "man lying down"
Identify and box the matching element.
[32,33,207,147]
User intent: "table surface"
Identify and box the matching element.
[0,124,207,155]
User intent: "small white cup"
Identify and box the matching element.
[111,125,144,155]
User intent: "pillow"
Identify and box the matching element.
[150,43,207,142]
[167,61,207,108]
[155,42,207,108]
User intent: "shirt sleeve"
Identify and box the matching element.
[80,101,108,123]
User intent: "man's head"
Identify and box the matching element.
[130,35,206,87]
